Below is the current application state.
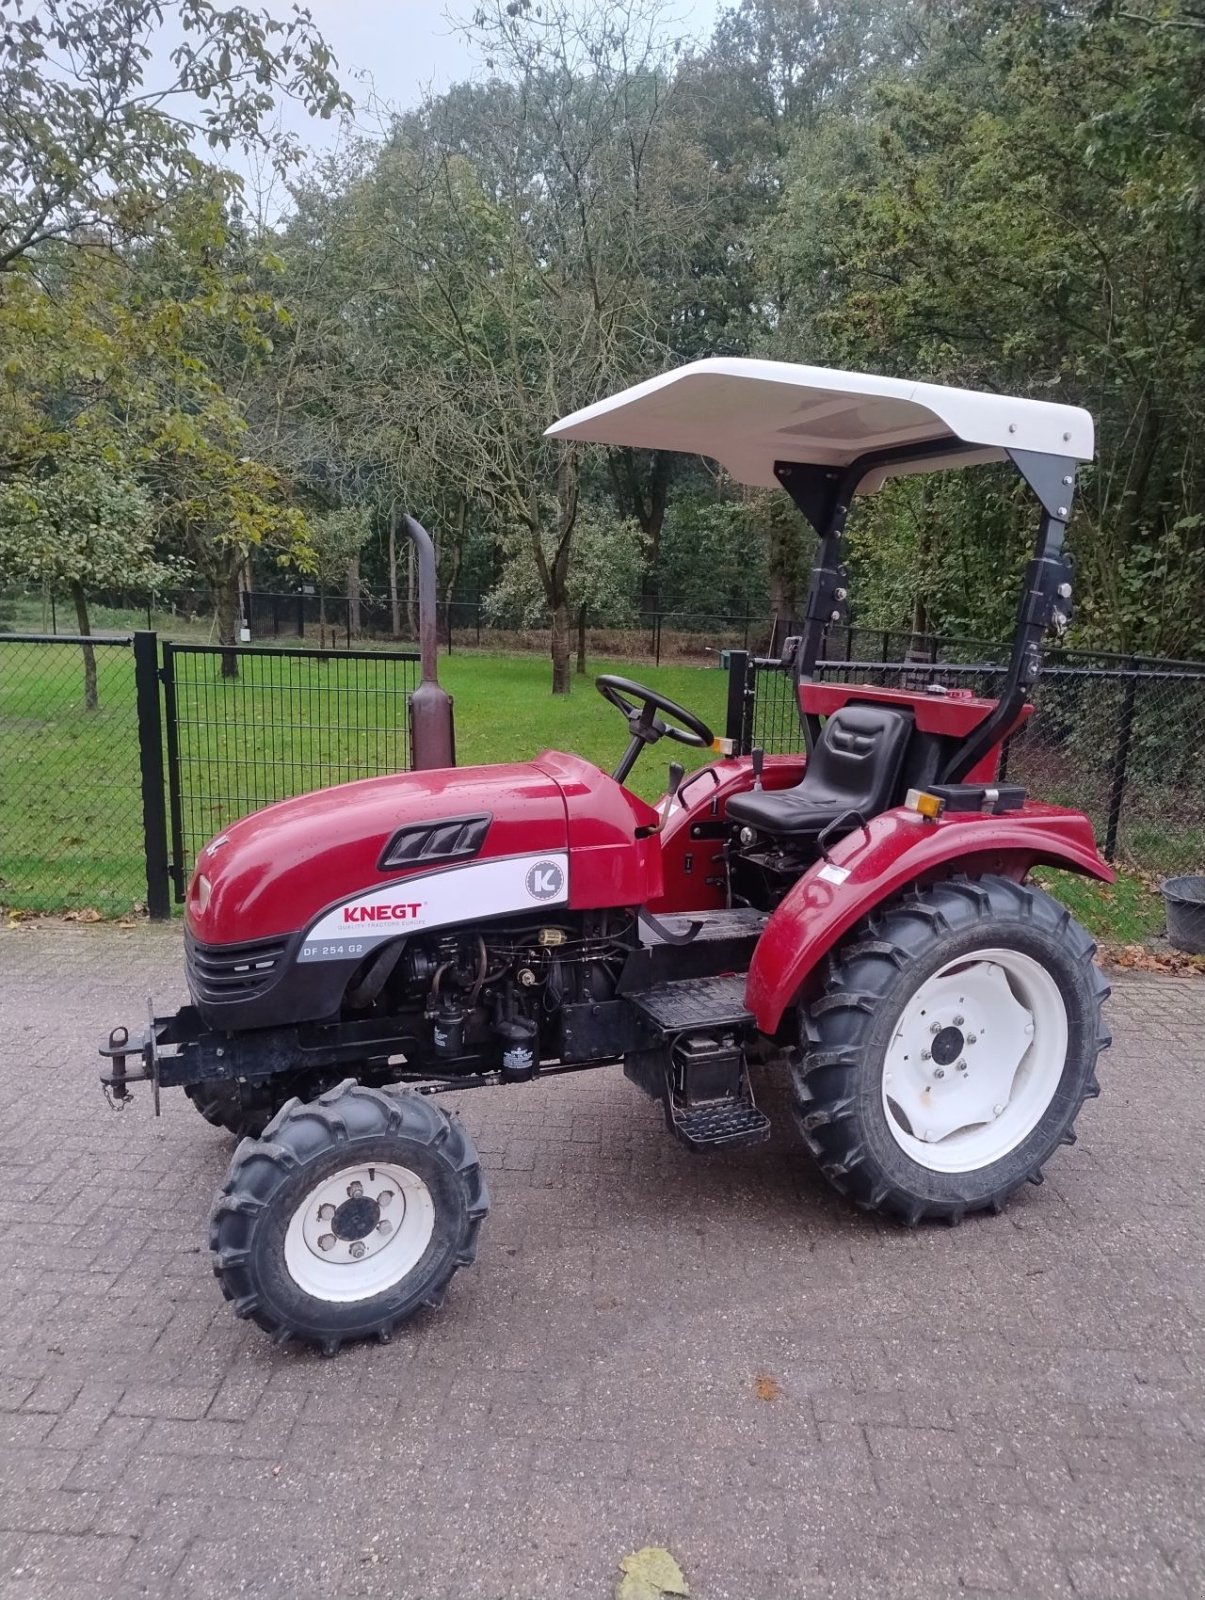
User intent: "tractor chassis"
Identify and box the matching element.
[99,970,770,1151]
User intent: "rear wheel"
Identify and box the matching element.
[793,875,1110,1224]
[209,1080,488,1352]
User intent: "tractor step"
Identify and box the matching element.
[625,973,752,1036]
[667,1092,770,1152]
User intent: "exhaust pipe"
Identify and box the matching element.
[403,515,455,770]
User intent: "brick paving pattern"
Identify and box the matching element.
[0,921,1201,1600]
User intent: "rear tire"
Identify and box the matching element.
[793,875,1110,1224]
[209,1080,488,1353]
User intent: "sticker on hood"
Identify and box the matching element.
[297,851,570,962]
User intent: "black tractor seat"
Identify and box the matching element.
[727,702,914,840]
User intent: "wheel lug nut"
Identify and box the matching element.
[318,1233,336,1251]
[349,1241,367,1259]
[377,1220,392,1235]
[921,1049,932,1061]
[956,1060,967,1072]
[993,1103,1005,1116]
[953,1015,965,1026]
[347,1181,364,1198]
[966,1034,977,1045]
[377,1190,394,1208]
[934,1068,945,1079]
[317,1204,335,1220]
[930,1022,941,1035]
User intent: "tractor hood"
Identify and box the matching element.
[185,750,662,947]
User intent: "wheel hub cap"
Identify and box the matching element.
[331,1194,381,1241]
[284,1161,437,1302]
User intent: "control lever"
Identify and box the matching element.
[751,747,765,791]
[666,761,685,802]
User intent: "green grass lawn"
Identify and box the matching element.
[0,635,1173,943]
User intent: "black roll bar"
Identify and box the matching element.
[773,438,1078,774]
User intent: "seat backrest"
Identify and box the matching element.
[798,703,914,817]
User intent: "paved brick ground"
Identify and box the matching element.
[0,922,1201,1600]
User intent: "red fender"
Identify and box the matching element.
[746,803,1113,1035]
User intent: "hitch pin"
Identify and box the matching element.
[107,1025,130,1106]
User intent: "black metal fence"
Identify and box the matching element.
[161,643,419,893]
[725,650,1205,876]
[0,634,164,916]
[1,633,419,918]
[4,584,781,663]
[5,621,1204,917]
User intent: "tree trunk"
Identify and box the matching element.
[576,603,587,675]
[215,574,240,678]
[551,599,571,695]
[347,553,361,639]
[388,507,402,638]
[69,581,98,711]
[318,585,327,650]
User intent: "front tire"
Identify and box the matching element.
[209,1081,488,1352]
[793,876,1110,1224]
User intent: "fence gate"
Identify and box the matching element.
[161,642,421,899]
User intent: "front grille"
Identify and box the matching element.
[185,931,289,1004]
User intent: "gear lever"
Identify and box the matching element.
[751,747,765,791]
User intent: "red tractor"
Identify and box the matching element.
[101,359,1111,1352]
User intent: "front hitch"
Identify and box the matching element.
[98,1001,163,1113]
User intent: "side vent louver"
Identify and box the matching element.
[377,813,491,872]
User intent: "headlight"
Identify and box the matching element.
[196,874,212,913]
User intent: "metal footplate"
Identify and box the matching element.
[667,1085,770,1152]
[626,973,754,1034]
[625,975,770,1152]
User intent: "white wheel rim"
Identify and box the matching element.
[283,1161,436,1303]
[881,948,1068,1174]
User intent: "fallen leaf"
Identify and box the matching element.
[1099,941,1205,976]
[616,1546,689,1598]
[754,1374,782,1402]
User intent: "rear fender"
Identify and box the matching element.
[746,803,1113,1035]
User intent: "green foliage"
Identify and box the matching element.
[485,510,648,627]
[0,0,348,273]
[774,0,1205,653]
[3,0,1202,668]
[0,453,167,592]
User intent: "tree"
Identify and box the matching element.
[0,453,168,706]
[774,0,1205,653]
[308,505,372,647]
[0,0,347,276]
[325,0,710,693]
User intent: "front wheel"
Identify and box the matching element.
[209,1081,488,1352]
[793,875,1110,1224]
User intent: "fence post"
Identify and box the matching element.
[725,650,752,755]
[132,632,172,921]
[296,593,305,638]
[1103,657,1138,862]
[476,600,482,648]
[160,642,187,902]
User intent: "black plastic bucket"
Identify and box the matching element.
[1161,876,1205,954]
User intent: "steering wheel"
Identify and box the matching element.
[595,674,715,784]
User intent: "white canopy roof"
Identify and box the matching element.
[546,357,1094,491]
